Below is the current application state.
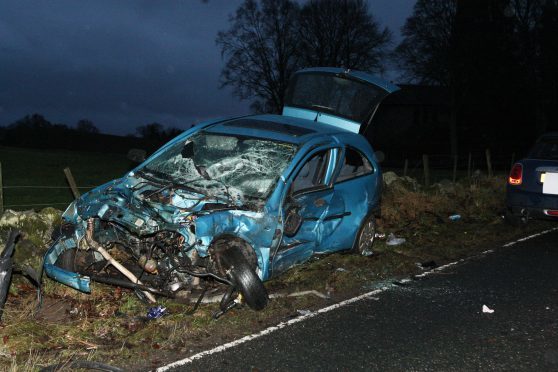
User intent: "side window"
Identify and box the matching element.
[291,150,330,193]
[336,148,373,183]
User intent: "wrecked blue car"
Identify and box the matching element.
[43,68,399,313]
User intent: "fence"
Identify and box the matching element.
[0,163,94,214]
[0,149,516,213]
[384,149,516,186]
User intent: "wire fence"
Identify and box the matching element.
[384,149,515,186]
[0,149,516,213]
[0,164,97,213]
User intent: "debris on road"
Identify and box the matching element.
[386,233,406,246]
[449,214,461,221]
[482,305,495,314]
[147,305,167,320]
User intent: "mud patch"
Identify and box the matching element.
[35,297,73,323]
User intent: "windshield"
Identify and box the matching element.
[284,72,387,123]
[529,137,558,160]
[141,132,298,203]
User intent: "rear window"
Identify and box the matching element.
[529,138,558,160]
[284,73,386,123]
[335,148,373,183]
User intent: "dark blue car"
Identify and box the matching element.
[43,68,399,313]
[506,132,558,224]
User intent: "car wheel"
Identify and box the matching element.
[218,246,268,311]
[353,214,376,256]
[504,209,528,227]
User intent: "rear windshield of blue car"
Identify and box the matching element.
[284,72,386,123]
[529,137,558,160]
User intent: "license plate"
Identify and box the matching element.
[542,172,558,195]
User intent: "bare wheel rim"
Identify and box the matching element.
[358,218,375,253]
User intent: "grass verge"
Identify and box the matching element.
[0,173,554,371]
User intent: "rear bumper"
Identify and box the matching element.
[506,187,558,219]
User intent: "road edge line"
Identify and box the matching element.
[157,227,558,371]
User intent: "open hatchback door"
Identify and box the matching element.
[282,67,399,134]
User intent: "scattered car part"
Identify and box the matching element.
[0,230,19,320]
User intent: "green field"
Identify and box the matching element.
[1,146,135,210]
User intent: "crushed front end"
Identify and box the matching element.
[44,131,297,313]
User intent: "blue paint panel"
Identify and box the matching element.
[282,107,361,133]
[295,67,400,93]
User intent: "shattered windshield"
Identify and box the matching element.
[141,132,297,203]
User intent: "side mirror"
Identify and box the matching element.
[284,206,303,237]
[374,150,385,163]
[127,148,146,163]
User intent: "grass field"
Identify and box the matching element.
[1,146,135,210]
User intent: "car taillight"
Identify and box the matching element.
[508,163,523,185]
[545,210,558,217]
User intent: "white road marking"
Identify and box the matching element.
[502,227,558,247]
[157,227,558,371]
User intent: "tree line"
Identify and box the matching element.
[0,114,182,153]
[217,0,558,156]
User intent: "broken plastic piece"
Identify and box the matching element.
[449,214,461,221]
[482,304,495,314]
[0,230,19,321]
[147,305,167,319]
[386,233,406,246]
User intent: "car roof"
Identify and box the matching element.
[205,114,355,145]
[538,132,558,141]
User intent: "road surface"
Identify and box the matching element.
[162,229,558,371]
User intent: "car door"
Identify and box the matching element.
[271,147,345,276]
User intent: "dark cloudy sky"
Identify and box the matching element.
[0,0,415,135]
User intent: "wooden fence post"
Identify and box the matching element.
[64,167,81,199]
[485,149,493,177]
[422,154,430,187]
[452,155,458,183]
[403,159,409,177]
[467,152,472,179]
[0,162,3,215]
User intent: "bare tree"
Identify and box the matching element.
[76,119,100,134]
[298,0,391,72]
[395,0,457,86]
[216,0,300,113]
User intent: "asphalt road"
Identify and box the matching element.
[165,229,558,371]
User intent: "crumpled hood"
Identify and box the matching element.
[72,175,239,236]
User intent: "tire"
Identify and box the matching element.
[504,209,528,227]
[218,246,268,311]
[55,249,76,271]
[353,214,376,255]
